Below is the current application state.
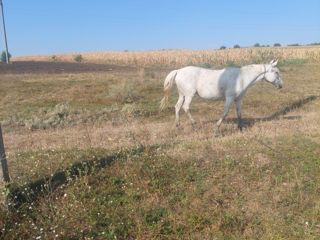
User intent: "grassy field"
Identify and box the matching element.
[1,47,320,239]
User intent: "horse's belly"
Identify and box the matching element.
[197,89,224,100]
[196,75,225,100]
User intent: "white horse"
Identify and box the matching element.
[160,60,283,134]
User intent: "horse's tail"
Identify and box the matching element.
[160,70,178,111]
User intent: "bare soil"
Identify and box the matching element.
[0,61,137,74]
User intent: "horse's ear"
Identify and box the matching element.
[271,59,278,67]
[269,59,275,65]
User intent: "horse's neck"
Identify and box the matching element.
[242,65,265,89]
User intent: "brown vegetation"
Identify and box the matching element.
[13,45,320,67]
[1,48,320,239]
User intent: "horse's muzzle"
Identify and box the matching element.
[276,79,283,89]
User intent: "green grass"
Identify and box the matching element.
[280,58,307,66]
[2,134,320,239]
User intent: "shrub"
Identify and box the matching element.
[51,55,57,61]
[219,46,226,50]
[74,54,83,63]
[233,44,240,48]
[1,51,11,62]
[274,43,281,47]
[254,43,260,47]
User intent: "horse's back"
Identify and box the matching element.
[175,66,226,99]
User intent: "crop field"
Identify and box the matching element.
[1,46,320,239]
[14,45,320,67]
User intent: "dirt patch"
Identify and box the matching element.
[0,61,137,74]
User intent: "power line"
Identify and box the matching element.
[0,0,9,64]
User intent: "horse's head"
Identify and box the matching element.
[264,60,283,89]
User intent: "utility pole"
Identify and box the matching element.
[0,0,9,64]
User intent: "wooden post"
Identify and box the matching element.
[0,124,9,182]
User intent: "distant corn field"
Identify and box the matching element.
[13,45,320,67]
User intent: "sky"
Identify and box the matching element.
[1,0,320,57]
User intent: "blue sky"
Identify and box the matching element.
[1,0,320,57]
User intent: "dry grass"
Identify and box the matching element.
[1,50,320,239]
[2,62,320,153]
[13,45,320,67]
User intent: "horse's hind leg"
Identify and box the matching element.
[182,95,196,126]
[175,94,185,127]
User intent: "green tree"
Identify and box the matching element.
[1,51,11,62]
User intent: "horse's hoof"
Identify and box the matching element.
[214,128,219,137]
[175,124,183,130]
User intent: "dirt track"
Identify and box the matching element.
[0,61,136,74]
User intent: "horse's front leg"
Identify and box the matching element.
[235,99,242,131]
[215,97,233,135]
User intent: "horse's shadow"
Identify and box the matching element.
[202,95,317,129]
